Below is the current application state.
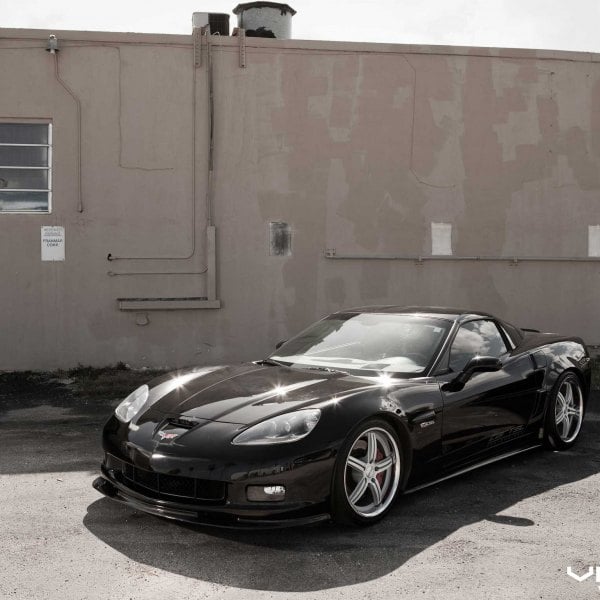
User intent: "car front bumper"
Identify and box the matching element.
[95,411,340,528]
[93,444,334,529]
[93,473,330,529]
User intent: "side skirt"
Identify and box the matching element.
[403,444,542,495]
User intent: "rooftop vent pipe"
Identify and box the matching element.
[232,2,296,39]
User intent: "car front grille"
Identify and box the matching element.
[105,454,226,504]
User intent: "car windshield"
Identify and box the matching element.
[271,313,451,375]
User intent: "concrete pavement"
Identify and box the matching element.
[1,384,599,599]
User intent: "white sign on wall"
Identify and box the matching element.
[431,222,453,256]
[588,225,600,257]
[41,226,65,262]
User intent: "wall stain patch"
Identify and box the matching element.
[269,221,292,256]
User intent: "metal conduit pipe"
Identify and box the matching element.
[323,251,600,264]
[323,250,600,348]
[107,28,220,305]
[53,51,83,213]
[106,44,200,261]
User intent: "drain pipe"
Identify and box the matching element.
[203,26,217,301]
[205,27,215,228]
[51,42,83,213]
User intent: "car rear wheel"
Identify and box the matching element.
[331,419,402,525]
[544,372,585,450]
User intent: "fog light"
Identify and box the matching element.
[246,485,286,502]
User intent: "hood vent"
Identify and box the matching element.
[166,416,202,429]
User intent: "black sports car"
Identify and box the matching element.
[93,306,590,528]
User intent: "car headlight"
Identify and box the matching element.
[115,384,149,423]
[232,409,321,445]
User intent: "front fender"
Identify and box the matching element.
[314,378,444,485]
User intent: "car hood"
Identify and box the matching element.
[135,363,414,426]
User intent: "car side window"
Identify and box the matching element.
[448,320,508,373]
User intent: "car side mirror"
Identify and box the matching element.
[442,356,502,392]
[275,340,286,350]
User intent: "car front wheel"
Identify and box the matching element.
[331,419,402,525]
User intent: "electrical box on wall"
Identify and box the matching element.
[269,221,292,256]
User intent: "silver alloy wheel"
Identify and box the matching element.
[555,377,584,443]
[344,426,401,518]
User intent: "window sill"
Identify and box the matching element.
[117,297,221,311]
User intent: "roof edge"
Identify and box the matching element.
[1,27,600,62]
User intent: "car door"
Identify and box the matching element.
[436,319,540,466]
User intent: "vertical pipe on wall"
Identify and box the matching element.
[205,27,215,228]
[203,26,218,301]
[206,225,217,301]
[108,44,198,260]
[93,30,220,303]
[53,51,83,212]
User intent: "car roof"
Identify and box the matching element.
[334,305,498,323]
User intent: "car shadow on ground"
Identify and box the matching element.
[83,402,600,592]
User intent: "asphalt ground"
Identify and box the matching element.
[1,379,599,600]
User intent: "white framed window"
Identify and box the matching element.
[0,122,52,213]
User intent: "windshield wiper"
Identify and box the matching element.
[303,366,349,375]
[255,358,287,367]
[256,359,347,375]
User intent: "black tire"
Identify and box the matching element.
[331,418,403,526]
[543,371,585,451]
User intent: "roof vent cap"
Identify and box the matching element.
[232,2,296,39]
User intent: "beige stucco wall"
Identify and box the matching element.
[1,29,599,370]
